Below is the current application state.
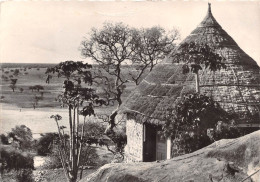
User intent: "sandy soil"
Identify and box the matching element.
[0,103,100,138]
[1,103,70,136]
[34,156,48,169]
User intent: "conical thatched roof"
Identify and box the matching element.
[122,4,260,125]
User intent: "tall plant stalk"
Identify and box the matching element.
[47,61,105,182]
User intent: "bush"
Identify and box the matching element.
[80,146,99,166]
[1,75,9,81]
[9,125,33,151]
[0,145,34,172]
[41,148,62,169]
[13,69,20,76]
[36,133,59,156]
[15,169,34,182]
[0,134,9,144]
[161,93,241,157]
[42,145,99,169]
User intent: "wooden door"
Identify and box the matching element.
[156,133,167,160]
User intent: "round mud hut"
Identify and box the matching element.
[122,3,260,162]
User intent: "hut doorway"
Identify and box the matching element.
[156,134,167,160]
[143,123,156,162]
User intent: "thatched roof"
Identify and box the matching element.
[122,4,260,125]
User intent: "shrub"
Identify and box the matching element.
[41,145,99,169]
[0,134,8,144]
[160,93,241,157]
[40,122,103,169]
[36,133,59,156]
[1,75,9,81]
[34,85,44,92]
[15,169,34,182]
[13,69,20,76]
[19,88,24,93]
[9,125,33,150]
[80,146,99,166]
[41,148,62,169]
[0,145,34,172]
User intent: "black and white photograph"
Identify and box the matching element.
[0,1,260,182]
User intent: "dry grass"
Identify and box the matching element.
[0,65,136,134]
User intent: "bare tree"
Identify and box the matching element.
[80,22,179,136]
[130,26,179,85]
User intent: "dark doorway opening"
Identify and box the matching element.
[143,123,156,162]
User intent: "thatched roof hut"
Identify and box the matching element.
[122,3,260,126]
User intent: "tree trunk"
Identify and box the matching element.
[105,110,118,133]
[69,106,73,165]
[72,107,76,179]
[80,166,84,180]
[195,73,200,93]
[68,175,77,182]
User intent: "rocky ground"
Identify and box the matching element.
[33,168,97,182]
[81,130,260,182]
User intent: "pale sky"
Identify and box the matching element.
[0,1,260,65]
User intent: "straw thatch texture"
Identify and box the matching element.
[122,4,260,125]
